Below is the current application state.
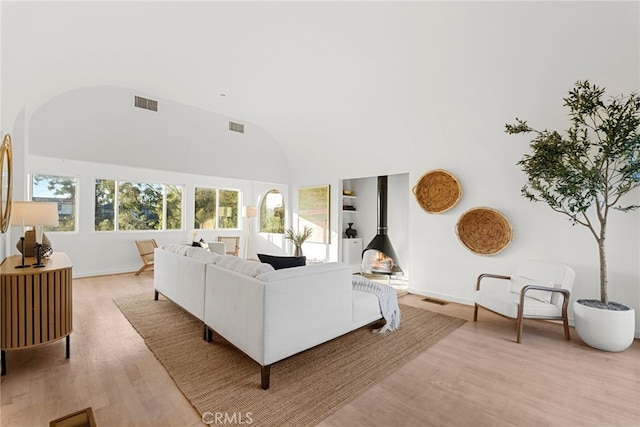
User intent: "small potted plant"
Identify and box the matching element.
[506,80,639,351]
[284,225,313,257]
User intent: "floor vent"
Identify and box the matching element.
[134,96,158,112]
[422,297,448,305]
[229,121,245,133]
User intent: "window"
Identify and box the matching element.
[194,187,239,229]
[95,179,115,231]
[165,185,182,230]
[94,179,183,231]
[260,189,284,233]
[32,174,76,232]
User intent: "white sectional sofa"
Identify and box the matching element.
[153,244,384,389]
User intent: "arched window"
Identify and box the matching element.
[259,189,284,233]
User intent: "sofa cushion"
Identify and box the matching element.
[508,276,555,304]
[257,253,306,270]
[255,262,346,282]
[216,255,275,277]
[189,248,221,264]
[160,243,190,256]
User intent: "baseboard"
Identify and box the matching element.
[406,288,474,306]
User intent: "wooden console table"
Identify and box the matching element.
[1,252,73,375]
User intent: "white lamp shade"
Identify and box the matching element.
[242,205,257,218]
[11,201,60,227]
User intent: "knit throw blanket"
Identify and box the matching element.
[352,275,401,333]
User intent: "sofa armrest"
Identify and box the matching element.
[205,262,353,366]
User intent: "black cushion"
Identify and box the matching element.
[192,239,209,250]
[257,253,306,270]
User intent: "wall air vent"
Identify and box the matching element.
[229,121,245,134]
[134,96,158,112]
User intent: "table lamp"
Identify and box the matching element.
[242,205,257,259]
[11,201,59,268]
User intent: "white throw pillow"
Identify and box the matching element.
[189,249,221,264]
[216,255,275,277]
[508,276,555,304]
[161,244,190,256]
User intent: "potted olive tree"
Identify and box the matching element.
[506,80,639,351]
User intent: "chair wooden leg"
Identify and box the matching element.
[473,304,479,321]
[515,318,523,343]
[563,317,571,340]
[135,264,153,276]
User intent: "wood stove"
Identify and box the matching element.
[361,176,402,275]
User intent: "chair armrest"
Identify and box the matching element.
[476,273,511,291]
[519,286,570,306]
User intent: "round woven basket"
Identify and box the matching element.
[455,207,512,256]
[412,169,462,214]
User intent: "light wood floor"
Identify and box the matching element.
[1,273,638,427]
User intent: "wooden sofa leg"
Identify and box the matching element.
[203,325,213,342]
[154,290,159,301]
[261,365,271,390]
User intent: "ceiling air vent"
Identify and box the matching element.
[134,95,158,112]
[229,121,245,134]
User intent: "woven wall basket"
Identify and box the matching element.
[412,169,462,214]
[455,207,512,256]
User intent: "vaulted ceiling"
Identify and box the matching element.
[3,1,639,179]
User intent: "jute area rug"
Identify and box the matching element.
[114,292,465,427]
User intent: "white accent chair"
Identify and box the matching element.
[473,260,575,343]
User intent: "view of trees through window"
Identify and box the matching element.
[194,187,239,229]
[32,174,76,232]
[95,179,183,231]
[260,189,285,233]
[35,175,242,232]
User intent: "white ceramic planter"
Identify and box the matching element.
[573,301,636,352]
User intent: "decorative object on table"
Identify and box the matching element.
[0,133,13,233]
[242,205,257,259]
[506,80,640,352]
[19,230,52,257]
[455,207,512,256]
[345,222,358,238]
[284,225,313,257]
[10,201,59,268]
[412,169,462,214]
[298,185,330,243]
